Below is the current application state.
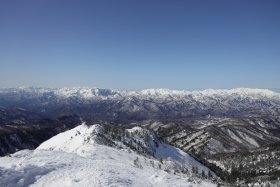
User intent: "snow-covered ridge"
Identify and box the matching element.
[0,123,217,187]
[0,87,279,99]
[37,123,214,176]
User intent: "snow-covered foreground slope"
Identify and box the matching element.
[0,124,217,187]
[0,148,216,187]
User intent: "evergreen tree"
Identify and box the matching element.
[201,170,205,178]
[207,170,212,179]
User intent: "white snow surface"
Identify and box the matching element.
[126,126,212,174]
[0,124,216,187]
[37,123,104,154]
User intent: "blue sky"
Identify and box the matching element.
[0,0,279,90]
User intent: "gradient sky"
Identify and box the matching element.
[0,0,279,90]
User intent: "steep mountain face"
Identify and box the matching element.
[140,119,280,185]
[142,117,280,156]
[0,123,217,187]
[0,87,279,120]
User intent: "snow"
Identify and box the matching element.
[154,142,210,173]
[226,129,244,144]
[37,123,104,153]
[54,87,119,99]
[127,127,212,174]
[137,88,279,98]
[38,124,213,174]
[139,89,186,97]
[191,88,279,98]
[0,124,217,187]
[236,131,259,147]
[0,148,215,187]
[1,87,279,100]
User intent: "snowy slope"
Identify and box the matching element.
[0,149,215,187]
[125,127,211,174]
[37,123,213,175]
[37,123,103,154]
[0,124,217,187]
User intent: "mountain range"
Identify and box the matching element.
[0,87,279,120]
[0,87,280,186]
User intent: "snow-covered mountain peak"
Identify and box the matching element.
[138,88,186,96]
[196,88,278,97]
[37,123,104,153]
[132,87,280,97]
[54,87,119,98]
[1,86,279,99]
[37,123,214,175]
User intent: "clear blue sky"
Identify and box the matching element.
[0,0,279,90]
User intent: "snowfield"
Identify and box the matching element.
[0,124,217,187]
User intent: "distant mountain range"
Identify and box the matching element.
[0,87,279,121]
